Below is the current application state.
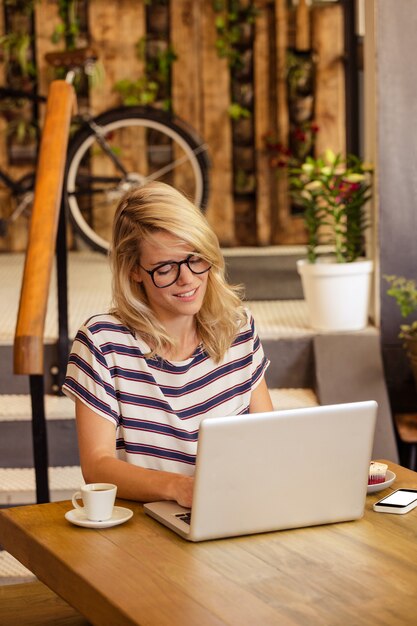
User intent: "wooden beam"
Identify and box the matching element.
[254,4,273,245]
[88,0,145,114]
[312,4,346,156]
[201,1,235,245]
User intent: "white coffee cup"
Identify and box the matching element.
[72,483,117,521]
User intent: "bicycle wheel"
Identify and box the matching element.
[65,106,210,254]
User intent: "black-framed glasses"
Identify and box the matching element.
[139,254,211,288]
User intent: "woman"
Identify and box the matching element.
[63,182,272,508]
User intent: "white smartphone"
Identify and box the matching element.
[373,488,417,514]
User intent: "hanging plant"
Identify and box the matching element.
[227,102,251,120]
[212,0,258,70]
[0,32,35,78]
[113,77,159,107]
[51,0,80,51]
[0,2,39,161]
[113,35,177,111]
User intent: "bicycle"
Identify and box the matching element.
[0,48,210,254]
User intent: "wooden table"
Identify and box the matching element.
[1,460,417,626]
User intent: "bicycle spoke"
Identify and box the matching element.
[75,174,122,184]
[68,187,117,197]
[87,119,130,177]
[143,144,209,184]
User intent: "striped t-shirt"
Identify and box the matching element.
[63,310,269,476]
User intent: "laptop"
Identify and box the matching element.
[144,400,378,542]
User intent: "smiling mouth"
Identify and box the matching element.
[175,288,197,298]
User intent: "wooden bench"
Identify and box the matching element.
[0,581,90,626]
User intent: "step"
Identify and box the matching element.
[0,394,74,421]
[0,551,36,586]
[0,394,78,469]
[0,466,84,506]
[269,388,318,410]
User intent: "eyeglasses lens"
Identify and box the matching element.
[153,256,211,287]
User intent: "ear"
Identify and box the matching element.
[131,266,143,283]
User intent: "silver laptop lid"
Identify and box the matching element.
[144,401,378,541]
[187,401,377,541]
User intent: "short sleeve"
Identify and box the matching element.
[62,324,120,427]
[247,310,270,391]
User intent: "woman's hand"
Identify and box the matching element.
[172,474,194,508]
[75,400,195,506]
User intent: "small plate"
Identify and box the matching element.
[367,469,396,494]
[65,506,133,529]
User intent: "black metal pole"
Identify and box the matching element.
[29,375,50,503]
[56,193,69,391]
[342,0,360,156]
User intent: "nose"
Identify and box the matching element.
[176,260,193,284]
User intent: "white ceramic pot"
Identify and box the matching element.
[296,258,374,332]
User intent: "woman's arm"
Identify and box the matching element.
[249,377,273,413]
[75,399,194,507]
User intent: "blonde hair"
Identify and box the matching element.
[110,181,246,362]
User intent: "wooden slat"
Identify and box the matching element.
[311,3,346,156]
[0,4,9,253]
[88,0,145,115]
[254,4,273,245]
[14,80,75,375]
[87,0,146,242]
[171,1,205,205]
[0,5,7,174]
[272,0,294,244]
[34,0,62,116]
[0,3,34,254]
[33,0,76,254]
[171,0,203,133]
[295,0,310,52]
[201,1,235,246]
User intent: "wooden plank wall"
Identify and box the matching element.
[312,3,346,156]
[0,0,346,250]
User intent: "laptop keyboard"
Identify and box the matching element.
[175,512,191,525]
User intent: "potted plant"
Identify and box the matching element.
[385,274,417,388]
[289,149,374,331]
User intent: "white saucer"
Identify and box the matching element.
[367,470,396,494]
[65,506,133,529]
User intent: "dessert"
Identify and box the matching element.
[368,461,388,485]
